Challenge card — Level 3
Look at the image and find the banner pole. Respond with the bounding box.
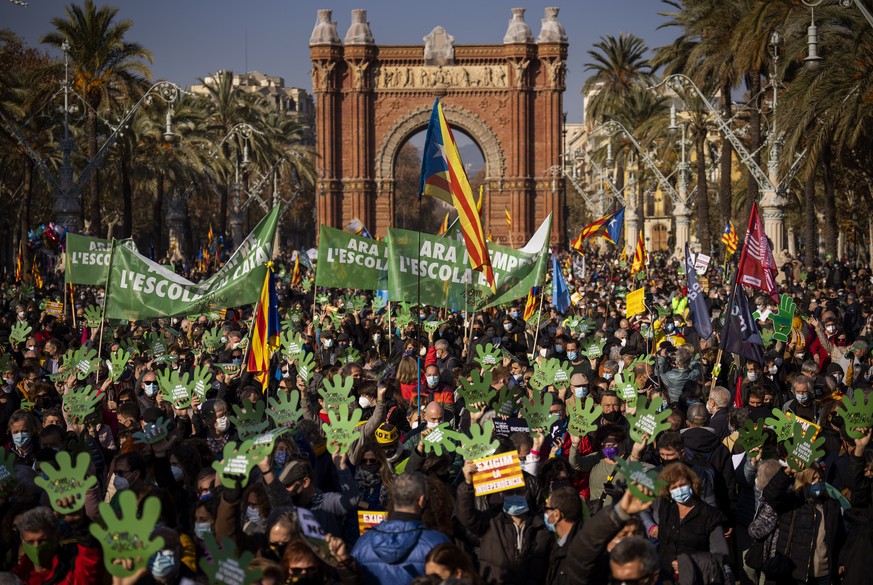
[95,239,116,386]
[530,285,546,361]
[710,278,740,394]
[70,283,77,329]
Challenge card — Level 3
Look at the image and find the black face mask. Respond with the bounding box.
[603,410,622,423]
[748,406,771,422]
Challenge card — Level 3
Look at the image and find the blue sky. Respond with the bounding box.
[2,0,678,124]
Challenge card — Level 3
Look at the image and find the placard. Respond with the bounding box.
[472,450,525,496]
[357,510,387,535]
[694,253,711,275]
[45,301,64,317]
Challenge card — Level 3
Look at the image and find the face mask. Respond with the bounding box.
[555,344,564,353]
[747,372,758,382]
[419,314,427,320]
[194,522,213,539]
[426,375,440,388]
[22,540,56,568]
[426,421,439,429]
[419,347,427,357]
[602,446,619,460]
[12,432,31,449]
[603,410,621,423]
[169,465,185,483]
[355,395,372,410]
[826,325,836,334]
[809,481,826,499]
[502,495,529,516]
[796,393,810,404]
[603,373,614,381]
[322,338,334,348]
[373,334,381,342]
[216,415,229,432]
[539,348,548,358]
[796,353,805,360]
[666,324,675,333]
[670,484,693,504]
[574,386,589,399]
[3,377,13,387]
[281,370,291,379]
[566,351,578,361]
[148,551,177,578]
[619,338,627,347]
[769,365,778,375]
[245,505,262,523]
[144,382,159,397]
[510,311,519,319]
[543,512,557,533]
[113,473,130,491]
[504,323,513,332]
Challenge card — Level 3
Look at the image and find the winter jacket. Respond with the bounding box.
[546,520,581,585]
[840,507,873,585]
[681,426,737,517]
[12,526,102,585]
[762,468,846,583]
[655,497,728,569]
[456,480,551,585]
[657,359,702,403]
[351,513,448,585]
[563,504,633,585]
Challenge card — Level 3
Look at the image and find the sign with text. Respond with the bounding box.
[472,450,525,496]
[694,253,711,275]
[357,510,387,535]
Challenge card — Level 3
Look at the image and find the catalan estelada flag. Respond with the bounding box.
[437,212,450,236]
[523,285,541,321]
[247,262,281,391]
[15,240,23,282]
[207,224,214,247]
[570,207,625,251]
[421,98,495,291]
[631,232,647,275]
[290,254,301,286]
[722,220,738,256]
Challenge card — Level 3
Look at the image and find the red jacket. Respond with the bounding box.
[13,543,102,585]
[399,346,437,404]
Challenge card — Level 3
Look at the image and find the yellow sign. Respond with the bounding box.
[357,510,387,534]
[44,301,64,318]
[472,450,525,496]
[626,287,646,318]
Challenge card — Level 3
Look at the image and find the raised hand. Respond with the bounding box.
[89,491,165,578]
[34,451,97,513]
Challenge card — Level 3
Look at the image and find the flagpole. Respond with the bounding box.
[529,285,546,361]
[70,283,77,329]
[710,278,740,395]
[95,239,117,386]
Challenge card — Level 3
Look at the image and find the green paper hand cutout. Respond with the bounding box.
[630,354,655,368]
[568,397,602,437]
[423,320,442,335]
[9,321,32,346]
[213,441,258,489]
[203,327,223,351]
[522,393,555,435]
[107,348,132,382]
[351,297,367,313]
[552,360,572,389]
[614,457,664,503]
[63,385,102,420]
[628,398,671,443]
[564,317,596,338]
[83,305,103,328]
[157,369,193,410]
[322,406,363,454]
[120,339,141,359]
[63,346,99,380]
[449,420,498,461]
[839,393,873,438]
[338,347,362,365]
[457,371,493,411]
[420,422,456,456]
[0,447,16,496]
[475,343,501,370]
[145,332,167,358]
[737,420,768,452]
[764,408,796,442]
[218,363,241,377]
[786,422,826,471]
[614,370,639,408]
[199,533,262,585]
[760,328,775,348]
[191,365,212,401]
[280,331,306,361]
[0,354,9,375]
[493,386,516,418]
[89,491,166,578]
[268,391,304,428]
[341,293,357,311]
[133,417,171,446]
[327,310,343,330]
[753,294,795,343]
[319,374,356,411]
[244,428,290,461]
[297,351,315,384]
[316,293,330,306]
[580,338,606,360]
[529,359,558,392]
[34,451,96,513]
[230,402,270,440]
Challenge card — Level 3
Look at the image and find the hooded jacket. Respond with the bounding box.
[351,513,448,585]
[681,426,737,516]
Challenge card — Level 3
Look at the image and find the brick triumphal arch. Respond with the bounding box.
[309,7,568,243]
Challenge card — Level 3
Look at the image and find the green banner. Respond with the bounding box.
[105,208,279,320]
[387,214,551,311]
[314,225,388,291]
[65,234,136,285]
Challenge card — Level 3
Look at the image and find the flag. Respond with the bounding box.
[631,232,647,275]
[437,212,450,236]
[421,98,495,291]
[290,254,301,286]
[736,202,778,299]
[552,255,570,314]
[719,285,764,367]
[346,218,373,239]
[570,208,625,250]
[299,249,315,273]
[722,221,738,256]
[208,224,214,247]
[505,207,512,229]
[486,230,494,242]
[523,285,541,321]
[32,257,43,289]
[15,240,23,282]
[685,243,713,340]
[247,263,281,390]
[476,186,483,213]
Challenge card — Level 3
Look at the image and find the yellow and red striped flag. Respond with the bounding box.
[722,220,738,256]
[523,286,541,321]
[437,212,450,236]
[570,208,626,251]
[247,262,281,391]
[504,207,512,229]
[32,257,43,289]
[15,240,23,282]
[631,232,647,275]
[476,185,484,214]
[290,254,301,286]
[207,224,214,247]
[420,99,495,291]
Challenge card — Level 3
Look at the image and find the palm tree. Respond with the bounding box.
[42,0,152,236]
[583,33,654,124]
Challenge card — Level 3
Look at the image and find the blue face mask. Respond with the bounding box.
[566,351,578,361]
[809,481,826,499]
[544,511,557,533]
[503,495,529,516]
[574,386,588,399]
[149,551,177,578]
[670,485,693,504]
[12,432,31,449]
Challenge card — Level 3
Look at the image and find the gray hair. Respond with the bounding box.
[391,471,429,510]
[434,339,449,352]
[792,375,813,394]
[610,536,660,576]
[674,347,693,368]
[710,387,730,409]
[15,507,59,536]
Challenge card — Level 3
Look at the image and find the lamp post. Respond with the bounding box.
[554,149,624,217]
[802,0,873,70]
[213,123,265,245]
[667,104,694,258]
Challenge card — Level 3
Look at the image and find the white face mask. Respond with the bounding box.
[245,505,262,523]
[194,522,213,539]
[826,325,836,334]
[216,415,229,432]
[419,347,427,357]
[373,334,381,342]
[619,338,627,347]
[603,373,614,380]
[322,338,334,348]
[359,396,372,409]
[747,372,758,382]
[769,365,778,375]
[426,375,440,388]
[426,421,440,429]
[539,348,548,358]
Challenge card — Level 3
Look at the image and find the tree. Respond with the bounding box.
[42,0,152,236]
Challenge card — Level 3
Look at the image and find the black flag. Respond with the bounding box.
[719,285,764,365]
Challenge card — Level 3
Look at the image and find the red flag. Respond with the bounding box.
[736,202,778,299]
[247,263,281,391]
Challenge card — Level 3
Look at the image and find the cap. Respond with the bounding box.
[850,340,868,353]
[337,332,350,342]
[279,459,313,486]
[375,423,399,446]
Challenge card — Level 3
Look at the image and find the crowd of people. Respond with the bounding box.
[0,247,871,585]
